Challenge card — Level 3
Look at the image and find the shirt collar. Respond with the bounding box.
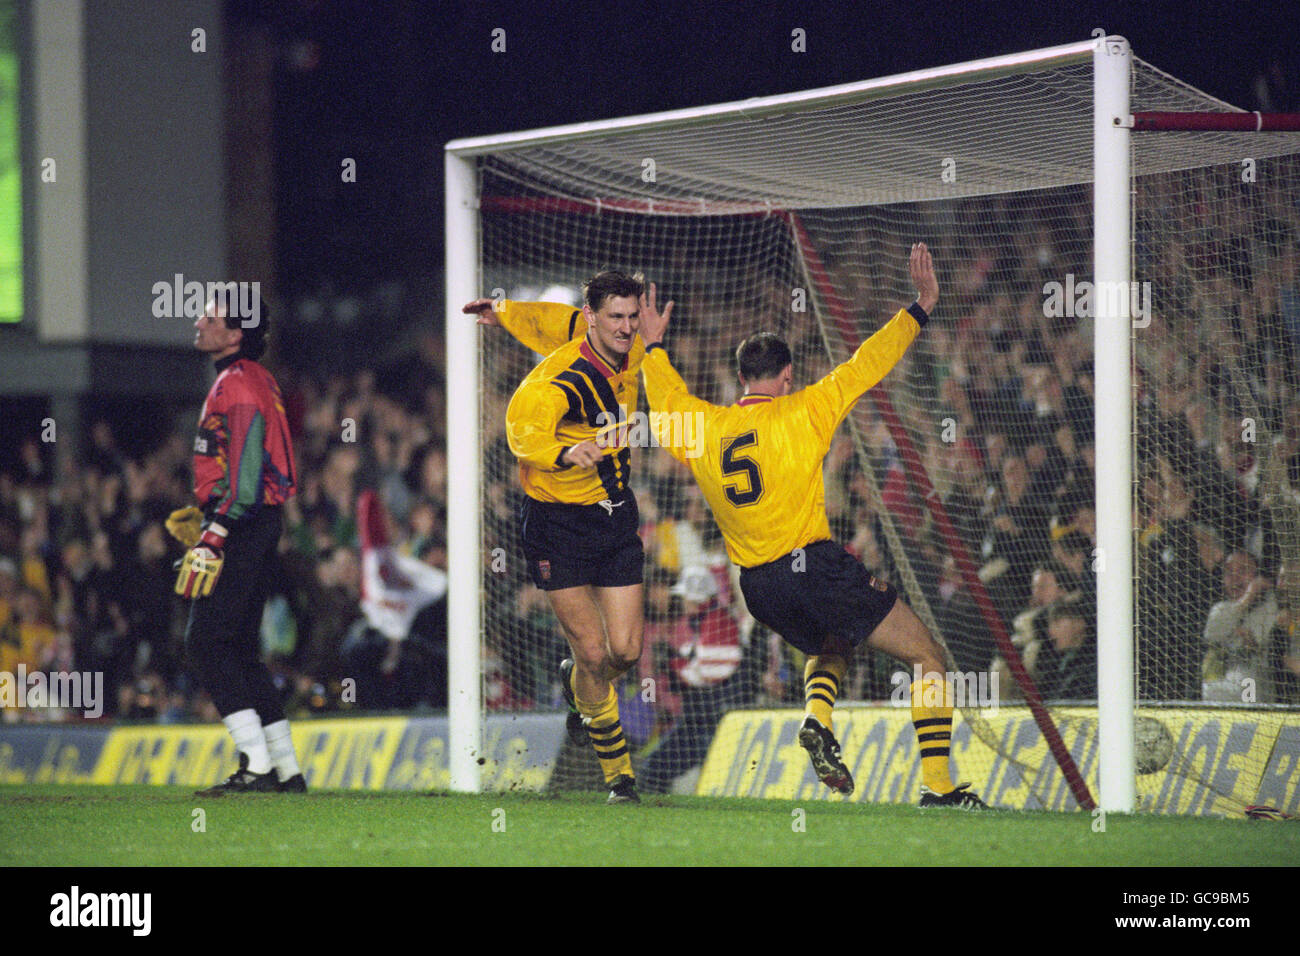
[581,336,626,375]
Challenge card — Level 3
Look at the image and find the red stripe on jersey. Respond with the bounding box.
[579,337,626,376]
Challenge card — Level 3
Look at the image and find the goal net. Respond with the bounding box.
[451,38,1300,811]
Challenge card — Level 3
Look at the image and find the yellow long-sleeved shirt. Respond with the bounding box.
[499,300,646,505]
[641,304,925,567]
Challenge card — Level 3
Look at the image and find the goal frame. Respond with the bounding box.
[444,36,1137,808]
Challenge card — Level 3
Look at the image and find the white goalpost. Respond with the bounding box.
[444,148,482,793]
[445,35,1300,812]
[1092,35,1135,813]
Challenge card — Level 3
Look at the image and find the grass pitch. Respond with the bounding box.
[3,785,1298,867]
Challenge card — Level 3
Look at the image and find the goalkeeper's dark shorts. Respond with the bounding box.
[185,506,285,719]
[739,539,898,656]
[519,490,643,591]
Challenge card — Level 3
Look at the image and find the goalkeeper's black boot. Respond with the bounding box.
[607,774,641,804]
[195,752,281,796]
[798,715,854,794]
[558,659,589,746]
[919,783,989,810]
[279,773,308,793]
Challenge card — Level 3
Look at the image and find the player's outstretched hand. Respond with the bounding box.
[910,243,939,315]
[637,281,674,345]
[463,298,501,326]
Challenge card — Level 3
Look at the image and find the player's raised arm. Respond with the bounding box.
[639,284,716,465]
[801,242,939,439]
[466,296,585,355]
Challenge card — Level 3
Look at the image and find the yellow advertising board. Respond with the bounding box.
[697,706,1300,816]
[91,717,408,789]
[0,713,567,791]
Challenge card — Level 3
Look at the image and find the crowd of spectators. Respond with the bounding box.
[0,327,452,724]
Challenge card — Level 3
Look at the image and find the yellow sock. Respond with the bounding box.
[577,682,634,784]
[804,655,847,733]
[911,676,954,794]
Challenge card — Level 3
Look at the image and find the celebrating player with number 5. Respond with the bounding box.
[639,243,987,808]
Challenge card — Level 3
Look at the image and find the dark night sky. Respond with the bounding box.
[232,0,1299,299]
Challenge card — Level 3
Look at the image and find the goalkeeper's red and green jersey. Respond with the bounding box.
[498,300,646,505]
[641,304,925,568]
[193,355,297,522]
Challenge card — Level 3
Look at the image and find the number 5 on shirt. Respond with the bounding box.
[721,432,764,506]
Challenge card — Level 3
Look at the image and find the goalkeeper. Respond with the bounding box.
[464,273,648,804]
[638,244,987,808]
[169,294,304,796]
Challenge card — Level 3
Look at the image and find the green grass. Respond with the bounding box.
[2,785,1296,866]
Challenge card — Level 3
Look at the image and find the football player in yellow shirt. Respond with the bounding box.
[638,243,987,808]
[464,272,649,803]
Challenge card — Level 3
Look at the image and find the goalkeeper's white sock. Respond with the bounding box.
[263,719,302,781]
[223,708,272,774]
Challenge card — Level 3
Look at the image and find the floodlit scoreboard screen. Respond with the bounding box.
[0,0,20,323]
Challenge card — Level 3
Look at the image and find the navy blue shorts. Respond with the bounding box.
[739,540,897,655]
[184,506,285,721]
[519,491,644,591]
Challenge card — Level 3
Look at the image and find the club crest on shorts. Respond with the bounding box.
[538,559,551,581]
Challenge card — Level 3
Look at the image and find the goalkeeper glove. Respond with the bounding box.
[175,523,228,599]
[164,506,204,548]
